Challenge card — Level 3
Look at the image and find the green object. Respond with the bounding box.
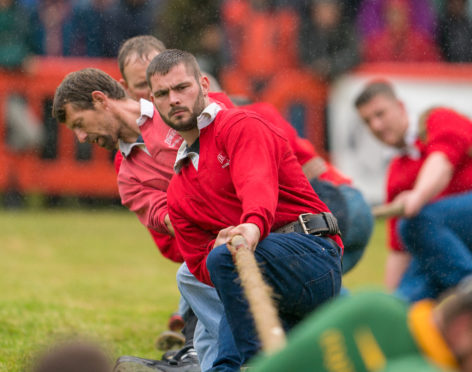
[250,292,444,372]
[0,3,32,69]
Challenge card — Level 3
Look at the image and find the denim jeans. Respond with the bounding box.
[397,191,472,301]
[206,232,342,371]
[311,180,373,273]
[177,263,240,371]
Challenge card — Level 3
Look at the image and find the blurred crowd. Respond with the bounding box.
[1,0,472,97]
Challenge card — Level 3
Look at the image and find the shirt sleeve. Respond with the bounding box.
[168,199,216,286]
[147,228,183,263]
[217,112,288,239]
[115,152,180,261]
[117,163,169,234]
[388,217,405,252]
[424,108,472,167]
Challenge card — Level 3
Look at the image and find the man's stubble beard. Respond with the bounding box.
[160,88,206,132]
[101,135,117,151]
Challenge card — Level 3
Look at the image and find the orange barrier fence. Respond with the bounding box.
[2,59,472,199]
[0,57,120,197]
[261,69,328,159]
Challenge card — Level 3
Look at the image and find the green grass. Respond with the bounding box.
[0,210,388,371]
[344,219,388,289]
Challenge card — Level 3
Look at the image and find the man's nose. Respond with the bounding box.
[369,117,383,132]
[169,90,181,106]
[74,129,88,143]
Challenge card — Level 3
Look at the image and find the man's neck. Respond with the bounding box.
[395,119,411,150]
[180,98,212,147]
[180,128,200,147]
[112,98,141,143]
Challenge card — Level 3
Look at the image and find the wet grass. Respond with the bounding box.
[0,210,387,371]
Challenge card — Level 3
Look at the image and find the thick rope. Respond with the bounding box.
[228,235,286,354]
[372,202,405,219]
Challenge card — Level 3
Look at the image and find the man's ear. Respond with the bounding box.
[200,75,210,96]
[119,78,128,91]
[398,99,407,114]
[91,91,108,108]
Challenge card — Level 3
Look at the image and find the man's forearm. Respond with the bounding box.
[413,152,453,206]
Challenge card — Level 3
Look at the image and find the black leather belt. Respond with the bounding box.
[276,212,341,236]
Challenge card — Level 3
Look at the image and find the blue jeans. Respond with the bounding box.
[177,263,240,371]
[310,180,373,273]
[207,232,342,371]
[338,185,374,273]
[397,191,472,301]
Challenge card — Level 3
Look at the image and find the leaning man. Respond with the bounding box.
[146,49,343,372]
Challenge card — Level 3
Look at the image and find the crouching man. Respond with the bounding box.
[146,49,343,371]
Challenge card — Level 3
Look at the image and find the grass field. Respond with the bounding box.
[0,209,388,371]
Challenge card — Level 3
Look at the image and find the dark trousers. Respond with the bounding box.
[207,232,342,371]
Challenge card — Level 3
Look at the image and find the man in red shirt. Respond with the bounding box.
[362,0,440,63]
[355,80,472,301]
[52,65,237,371]
[146,49,343,371]
[243,101,373,274]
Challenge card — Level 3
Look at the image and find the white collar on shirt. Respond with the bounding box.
[118,137,150,158]
[136,98,155,127]
[119,98,153,158]
[385,115,420,160]
[173,103,222,173]
[197,102,222,130]
[400,115,420,159]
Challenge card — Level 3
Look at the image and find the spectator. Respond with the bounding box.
[299,0,360,81]
[437,0,472,62]
[339,0,363,22]
[363,0,440,62]
[0,0,44,153]
[156,0,223,76]
[297,0,363,26]
[105,0,161,56]
[29,0,74,56]
[221,0,299,98]
[0,0,33,69]
[357,0,437,41]
[69,0,117,57]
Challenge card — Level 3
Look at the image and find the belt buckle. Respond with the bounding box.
[298,213,311,234]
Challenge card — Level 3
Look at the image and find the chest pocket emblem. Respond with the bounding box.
[165,129,182,148]
[217,153,230,168]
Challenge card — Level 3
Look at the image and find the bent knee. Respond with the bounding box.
[398,210,438,248]
[176,263,195,288]
[206,244,233,277]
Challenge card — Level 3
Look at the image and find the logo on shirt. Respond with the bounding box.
[165,129,182,148]
[217,153,230,168]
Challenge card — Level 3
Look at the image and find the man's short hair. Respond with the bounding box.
[52,68,125,123]
[354,80,398,108]
[118,35,166,80]
[146,49,201,88]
